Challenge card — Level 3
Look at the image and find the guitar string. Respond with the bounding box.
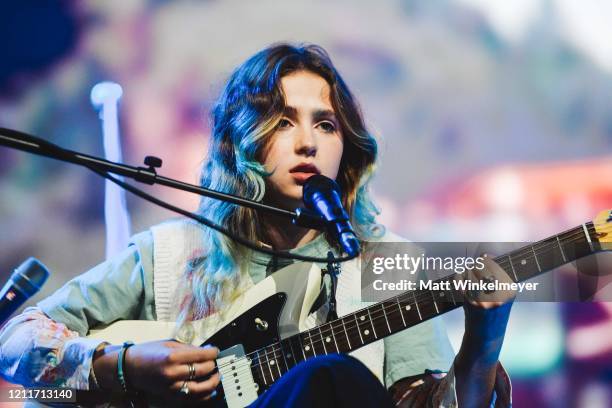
[217,227,598,377]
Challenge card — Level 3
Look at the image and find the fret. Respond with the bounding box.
[287,334,306,364]
[255,350,268,385]
[397,294,421,326]
[531,245,542,273]
[358,310,377,342]
[317,326,328,354]
[435,276,457,305]
[413,290,438,319]
[446,277,459,305]
[328,323,340,353]
[412,291,423,320]
[424,289,441,316]
[341,317,352,350]
[264,347,276,381]
[353,314,365,345]
[505,255,519,282]
[271,346,283,378]
[383,300,407,332]
[301,331,316,358]
[313,328,327,356]
[556,235,567,263]
[431,289,440,314]
[432,284,459,313]
[368,303,389,338]
[277,342,290,373]
[588,222,600,252]
[559,226,593,261]
[582,223,595,252]
[318,325,337,354]
[532,237,565,273]
[308,329,321,356]
[284,337,298,367]
[249,357,265,389]
[297,334,307,362]
[366,308,378,339]
[508,250,539,282]
[396,296,407,327]
[381,302,392,333]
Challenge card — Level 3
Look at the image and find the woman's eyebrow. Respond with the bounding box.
[312,109,337,122]
[283,106,337,122]
[283,106,298,119]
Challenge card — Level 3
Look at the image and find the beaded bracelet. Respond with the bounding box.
[117,341,135,393]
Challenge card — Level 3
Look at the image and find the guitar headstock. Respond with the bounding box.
[593,209,612,251]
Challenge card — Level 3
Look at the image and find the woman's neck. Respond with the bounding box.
[259,212,320,250]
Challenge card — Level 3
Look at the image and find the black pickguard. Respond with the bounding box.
[201,292,287,351]
[200,292,287,406]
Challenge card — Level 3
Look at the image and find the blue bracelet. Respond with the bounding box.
[117,341,135,393]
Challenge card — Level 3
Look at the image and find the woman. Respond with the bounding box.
[0,43,512,407]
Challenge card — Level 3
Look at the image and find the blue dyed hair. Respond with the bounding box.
[178,43,382,326]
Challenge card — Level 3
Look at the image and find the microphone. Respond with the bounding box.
[302,175,360,257]
[0,257,50,325]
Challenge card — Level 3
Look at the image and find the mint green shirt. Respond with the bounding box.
[39,229,455,388]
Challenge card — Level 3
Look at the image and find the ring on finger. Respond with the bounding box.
[187,362,196,381]
[179,380,190,396]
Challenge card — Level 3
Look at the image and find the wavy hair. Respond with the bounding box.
[176,43,382,332]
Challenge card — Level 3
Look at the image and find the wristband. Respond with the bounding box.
[117,341,135,393]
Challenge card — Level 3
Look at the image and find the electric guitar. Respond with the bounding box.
[83,210,612,407]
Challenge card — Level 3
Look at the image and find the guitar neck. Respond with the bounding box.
[247,222,601,387]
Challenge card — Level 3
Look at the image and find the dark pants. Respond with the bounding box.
[249,354,394,408]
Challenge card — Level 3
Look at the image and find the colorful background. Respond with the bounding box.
[1,1,612,406]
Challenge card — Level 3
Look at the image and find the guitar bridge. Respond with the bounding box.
[217,344,259,408]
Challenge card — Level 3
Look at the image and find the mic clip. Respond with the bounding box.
[135,155,162,184]
[293,207,327,231]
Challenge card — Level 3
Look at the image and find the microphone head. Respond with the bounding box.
[90,81,123,107]
[302,174,360,256]
[12,257,50,297]
[303,175,341,209]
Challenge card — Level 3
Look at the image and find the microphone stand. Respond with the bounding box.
[0,127,326,231]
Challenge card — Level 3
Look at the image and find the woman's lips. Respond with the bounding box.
[291,172,318,184]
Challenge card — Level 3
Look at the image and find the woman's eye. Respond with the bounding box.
[278,118,292,129]
[319,121,337,133]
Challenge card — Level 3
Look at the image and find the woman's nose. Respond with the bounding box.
[295,127,317,157]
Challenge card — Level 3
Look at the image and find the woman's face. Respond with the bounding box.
[262,70,344,210]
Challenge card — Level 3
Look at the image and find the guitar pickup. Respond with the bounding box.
[217,344,259,408]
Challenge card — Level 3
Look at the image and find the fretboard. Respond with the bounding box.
[248,222,600,387]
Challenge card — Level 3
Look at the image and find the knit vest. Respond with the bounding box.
[150,219,389,383]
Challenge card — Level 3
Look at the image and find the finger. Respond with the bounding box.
[165,360,217,380]
[467,299,505,309]
[189,372,221,398]
[188,360,217,379]
[465,255,516,303]
[170,373,220,400]
[168,345,220,364]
